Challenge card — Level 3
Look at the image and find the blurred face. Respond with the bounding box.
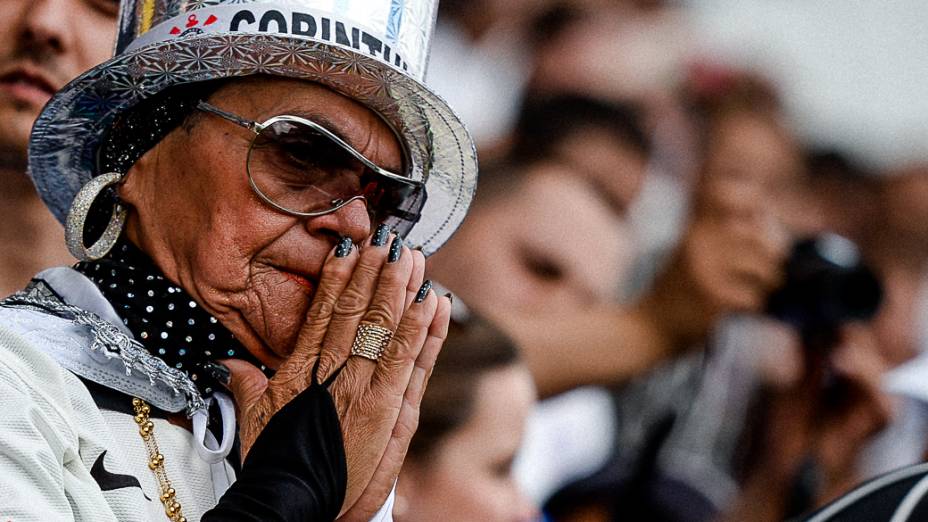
[0,0,117,165]
[429,162,631,319]
[699,111,816,235]
[531,9,689,104]
[398,364,538,522]
[881,168,928,247]
[119,77,402,368]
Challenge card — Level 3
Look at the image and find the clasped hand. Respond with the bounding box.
[221,229,451,519]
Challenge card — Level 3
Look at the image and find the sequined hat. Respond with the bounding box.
[28,0,477,255]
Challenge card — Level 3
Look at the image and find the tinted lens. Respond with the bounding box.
[248,119,365,214]
[247,119,425,223]
[362,172,427,224]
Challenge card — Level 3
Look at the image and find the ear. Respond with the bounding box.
[116,170,140,209]
[115,138,161,209]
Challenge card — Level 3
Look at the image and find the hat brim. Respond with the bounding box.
[28,33,477,256]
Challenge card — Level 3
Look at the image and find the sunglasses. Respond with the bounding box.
[196,101,426,231]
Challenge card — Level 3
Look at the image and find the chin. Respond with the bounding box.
[0,115,31,155]
[227,275,315,370]
[263,285,316,361]
[250,346,288,371]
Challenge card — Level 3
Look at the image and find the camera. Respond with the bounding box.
[766,234,882,347]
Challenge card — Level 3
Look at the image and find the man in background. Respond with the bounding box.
[0,0,118,295]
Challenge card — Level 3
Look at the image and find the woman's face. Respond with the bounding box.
[397,364,538,522]
[700,110,817,235]
[119,77,403,368]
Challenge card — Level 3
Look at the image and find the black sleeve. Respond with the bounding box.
[202,383,347,522]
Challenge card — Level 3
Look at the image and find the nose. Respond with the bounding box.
[18,0,72,57]
[303,198,372,247]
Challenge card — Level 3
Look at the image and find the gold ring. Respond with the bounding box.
[351,322,393,361]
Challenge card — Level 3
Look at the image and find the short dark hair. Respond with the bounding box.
[510,94,651,163]
[97,80,226,176]
[408,316,521,459]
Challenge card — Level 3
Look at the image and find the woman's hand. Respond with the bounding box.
[337,290,450,520]
[222,226,451,515]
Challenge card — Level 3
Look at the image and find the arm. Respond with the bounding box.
[203,383,346,521]
[0,385,75,521]
[0,348,77,521]
[500,200,788,398]
[500,299,676,398]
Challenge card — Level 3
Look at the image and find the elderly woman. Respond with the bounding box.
[0,0,475,521]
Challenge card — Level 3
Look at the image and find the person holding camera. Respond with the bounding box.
[670,70,892,522]
[534,68,891,522]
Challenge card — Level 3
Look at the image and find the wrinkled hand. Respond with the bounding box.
[222,230,451,516]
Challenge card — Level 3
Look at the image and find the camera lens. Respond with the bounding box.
[766,234,882,338]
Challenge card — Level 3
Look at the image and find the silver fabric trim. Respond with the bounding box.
[1,280,205,415]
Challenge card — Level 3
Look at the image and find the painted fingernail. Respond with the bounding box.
[444,292,454,304]
[415,280,433,303]
[388,236,403,263]
[335,236,353,258]
[203,362,231,387]
[372,224,390,247]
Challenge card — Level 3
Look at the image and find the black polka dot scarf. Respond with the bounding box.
[74,238,272,396]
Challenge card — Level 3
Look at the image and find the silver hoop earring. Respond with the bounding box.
[65,172,128,261]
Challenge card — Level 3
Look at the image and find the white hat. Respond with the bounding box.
[29,0,477,255]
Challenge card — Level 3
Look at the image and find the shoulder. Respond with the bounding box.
[0,314,88,446]
[0,307,75,386]
[0,302,88,391]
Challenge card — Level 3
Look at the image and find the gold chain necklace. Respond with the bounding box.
[132,398,188,522]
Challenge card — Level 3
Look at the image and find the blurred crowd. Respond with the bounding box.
[415,0,928,520]
[3,0,928,520]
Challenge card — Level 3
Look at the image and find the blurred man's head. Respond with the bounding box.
[429,95,650,319]
[399,317,538,522]
[512,94,651,215]
[0,0,118,168]
[428,159,633,320]
[805,149,879,246]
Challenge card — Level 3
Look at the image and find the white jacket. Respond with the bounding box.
[0,267,393,521]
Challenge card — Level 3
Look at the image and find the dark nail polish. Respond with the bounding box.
[372,224,390,247]
[415,280,433,303]
[388,236,403,263]
[204,362,231,387]
[444,292,454,304]
[335,236,353,258]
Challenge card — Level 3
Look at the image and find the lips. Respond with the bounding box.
[278,267,317,293]
[0,65,61,106]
